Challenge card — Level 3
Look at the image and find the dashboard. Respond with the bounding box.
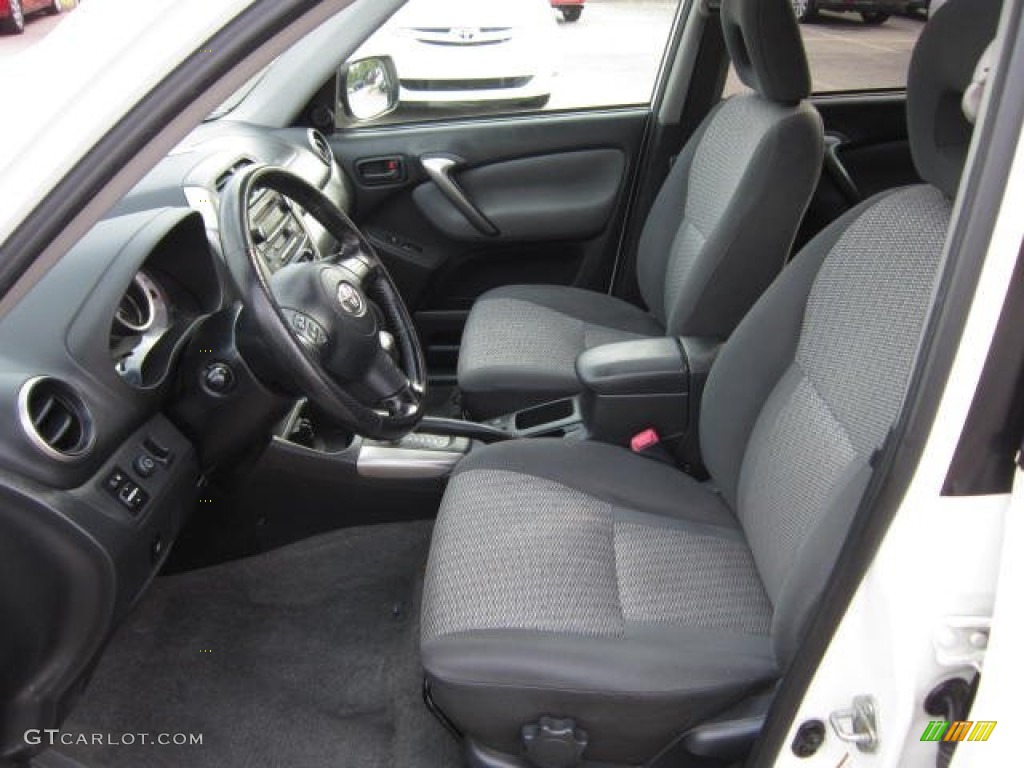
[112,123,351,256]
[0,121,353,751]
[247,185,321,273]
[0,120,353,488]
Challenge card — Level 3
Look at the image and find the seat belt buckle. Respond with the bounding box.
[630,428,675,465]
[630,428,661,452]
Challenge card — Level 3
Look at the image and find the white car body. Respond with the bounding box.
[358,0,559,106]
[775,122,1024,767]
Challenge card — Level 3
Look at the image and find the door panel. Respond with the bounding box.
[818,93,920,196]
[330,109,648,380]
[413,148,626,242]
[799,93,921,249]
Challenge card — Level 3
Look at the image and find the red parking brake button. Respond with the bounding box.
[630,428,660,453]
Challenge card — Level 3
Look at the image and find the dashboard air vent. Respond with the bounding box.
[215,158,255,192]
[308,129,334,167]
[18,377,95,461]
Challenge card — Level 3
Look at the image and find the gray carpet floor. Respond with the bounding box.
[59,521,461,768]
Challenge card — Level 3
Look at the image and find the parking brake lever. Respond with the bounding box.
[420,155,499,237]
[418,416,510,443]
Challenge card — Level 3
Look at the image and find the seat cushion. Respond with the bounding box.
[421,440,777,764]
[457,285,663,419]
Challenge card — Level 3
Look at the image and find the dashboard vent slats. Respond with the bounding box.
[308,130,334,167]
[215,158,255,192]
[19,378,94,460]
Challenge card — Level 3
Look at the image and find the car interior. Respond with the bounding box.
[0,0,1007,765]
[457,0,824,420]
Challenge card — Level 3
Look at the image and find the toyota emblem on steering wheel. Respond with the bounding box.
[336,281,366,316]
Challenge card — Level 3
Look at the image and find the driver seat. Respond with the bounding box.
[420,0,1000,762]
[456,0,824,419]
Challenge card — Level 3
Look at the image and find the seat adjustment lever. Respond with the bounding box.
[522,716,588,768]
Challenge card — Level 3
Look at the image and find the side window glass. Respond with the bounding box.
[725,5,927,96]
[341,0,682,127]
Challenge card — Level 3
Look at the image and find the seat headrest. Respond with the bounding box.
[721,0,811,104]
[908,0,1002,197]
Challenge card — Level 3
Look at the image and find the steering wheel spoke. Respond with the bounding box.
[278,307,330,361]
[218,165,427,441]
[352,348,416,409]
[325,229,375,267]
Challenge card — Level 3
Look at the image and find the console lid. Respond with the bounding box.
[575,337,688,395]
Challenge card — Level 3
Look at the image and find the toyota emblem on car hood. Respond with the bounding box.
[336,281,366,316]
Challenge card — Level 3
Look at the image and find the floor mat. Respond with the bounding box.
[59,522,461,768]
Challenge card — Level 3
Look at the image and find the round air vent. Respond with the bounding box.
[18,377,95,461]
[308,129,334,167]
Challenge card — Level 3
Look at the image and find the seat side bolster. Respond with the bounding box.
[453,439,739,529]
[636,107,717,324]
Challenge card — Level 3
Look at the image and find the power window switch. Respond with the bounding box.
[104,469,128,493]
[117,482,149,515]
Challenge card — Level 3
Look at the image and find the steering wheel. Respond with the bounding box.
[218,165,426,441]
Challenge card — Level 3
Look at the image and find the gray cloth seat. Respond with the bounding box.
[421,0,1001,762]
[422,440,778,764]
[456,285,665,417]
[458,0,824,419]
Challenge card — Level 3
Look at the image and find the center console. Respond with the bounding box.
[275,403,472,481]
[481,397,584,438]
[575,337,689,445]
[222,336,719,555]
[414,335,719,465]
[577,336,720,470]
[266,336,721,485]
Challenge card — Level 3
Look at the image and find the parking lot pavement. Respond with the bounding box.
[549,0,679,110]
[798,13,924,91]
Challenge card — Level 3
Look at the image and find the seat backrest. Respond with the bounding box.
[698,0,1002,666]
[636,0,823,339]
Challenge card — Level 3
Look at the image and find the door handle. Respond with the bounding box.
[356,155,406,185]
[421,155,499,237]
[823,133,861,205]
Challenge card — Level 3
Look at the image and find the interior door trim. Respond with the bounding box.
[420,155,499,237]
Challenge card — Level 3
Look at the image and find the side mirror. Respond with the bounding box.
[338,56,399,124]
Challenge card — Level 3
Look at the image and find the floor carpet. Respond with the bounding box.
[58,521,461,768]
